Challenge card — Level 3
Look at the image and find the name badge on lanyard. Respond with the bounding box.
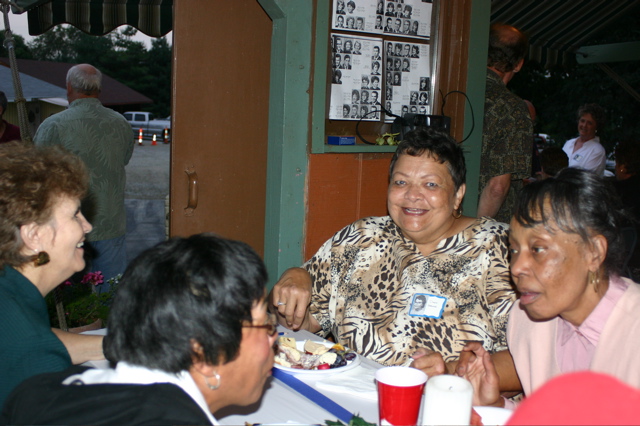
[409,293,447,318]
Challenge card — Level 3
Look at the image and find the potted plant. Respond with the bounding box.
[47,272,120,332]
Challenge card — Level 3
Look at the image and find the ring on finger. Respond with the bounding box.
[277,301,286,306]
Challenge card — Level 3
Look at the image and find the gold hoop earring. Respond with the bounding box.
[32,251,50,267]
[589,270,600,293]
[452,208,462,219]
[205,372,221,390]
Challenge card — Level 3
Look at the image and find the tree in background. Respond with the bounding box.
[10,25,171,118]
[0,31,34,59]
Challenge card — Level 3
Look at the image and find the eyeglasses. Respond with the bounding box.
[242,313,278,337]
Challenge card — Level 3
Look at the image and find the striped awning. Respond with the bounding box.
[491,0,640,68]
[13,0,172,37]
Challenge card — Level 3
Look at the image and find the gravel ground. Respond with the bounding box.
[124,142,170,259]
[125,142,170,200]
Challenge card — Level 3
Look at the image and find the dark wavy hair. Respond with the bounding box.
[577,103,606,131]
[390,127,466,192]
[0,141,88,267]
[104,233,267,372]
[513,168,626,275]
[487,23,529,73]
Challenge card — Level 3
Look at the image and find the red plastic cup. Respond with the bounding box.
[376,366,428,426]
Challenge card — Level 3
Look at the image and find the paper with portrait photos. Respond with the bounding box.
[330,34,384,121]
[383,41,431,122]
[332,0,432,39]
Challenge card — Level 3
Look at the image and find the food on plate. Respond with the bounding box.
[278,345,301,366]
[279,336,297,349]
[304,339,330,355]
[274,338,356,370]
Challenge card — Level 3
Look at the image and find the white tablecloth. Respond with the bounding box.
[82,327,513,425]
[216,327,380,425]
[83,327,380,424]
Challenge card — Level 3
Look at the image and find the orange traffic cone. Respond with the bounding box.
[163,128,170,144]
[152,134,157,146]
[138,128,143,145]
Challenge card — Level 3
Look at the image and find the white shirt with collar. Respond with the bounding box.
[563,135,606,176]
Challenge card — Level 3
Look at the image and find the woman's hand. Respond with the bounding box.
[409,348,455,377]
[269,268,319,332]
[455,342,502,407]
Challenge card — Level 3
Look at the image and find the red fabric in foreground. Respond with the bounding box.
[507,371,640,425]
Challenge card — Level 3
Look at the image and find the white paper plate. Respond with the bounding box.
[473,406,513,426]
[273,340,361,375]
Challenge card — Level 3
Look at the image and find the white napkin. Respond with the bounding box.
[314,365,378,400]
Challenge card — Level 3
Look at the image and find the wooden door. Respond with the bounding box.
[170,0,272,256]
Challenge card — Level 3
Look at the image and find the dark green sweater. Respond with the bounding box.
[0,266,71,408]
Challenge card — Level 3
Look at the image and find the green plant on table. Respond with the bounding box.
[326,414,375,426]
[46,272,120,329]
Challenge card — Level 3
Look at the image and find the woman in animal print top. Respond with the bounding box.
[271,128,520,393]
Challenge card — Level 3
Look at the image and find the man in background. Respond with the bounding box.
[477,23,532,223]
[0,92,21,143]
[538,146,568,180]
[34,64,133,286]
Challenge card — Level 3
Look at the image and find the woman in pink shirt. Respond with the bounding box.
[458,167,640,408]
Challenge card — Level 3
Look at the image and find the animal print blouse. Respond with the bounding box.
[306,216,515,366]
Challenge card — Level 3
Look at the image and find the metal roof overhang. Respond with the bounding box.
[491,0,640,68]
[12,1,638,66]
[12,0,172,37]
[40,97,69,106]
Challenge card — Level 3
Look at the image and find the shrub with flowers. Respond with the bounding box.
[46,272,120,330]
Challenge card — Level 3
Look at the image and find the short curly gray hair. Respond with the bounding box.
[66,64,102,95]
[577,103,606,130]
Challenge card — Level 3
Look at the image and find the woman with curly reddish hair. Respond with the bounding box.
[0,141,103,408]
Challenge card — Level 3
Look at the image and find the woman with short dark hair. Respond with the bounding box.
[1,234,277,425]
[271,128,517,390]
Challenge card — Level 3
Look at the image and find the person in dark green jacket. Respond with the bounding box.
[0,142,104,408]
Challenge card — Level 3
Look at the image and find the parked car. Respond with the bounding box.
[124,111,171,142]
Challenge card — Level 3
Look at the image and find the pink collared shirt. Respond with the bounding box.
[503,276,629,411]
[556,275,629,372]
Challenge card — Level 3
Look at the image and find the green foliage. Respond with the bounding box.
[46,274,120,329]
[326,415,375,426]
[0,31,34,59]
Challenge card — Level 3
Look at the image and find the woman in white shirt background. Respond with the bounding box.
[562,103,607,176]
